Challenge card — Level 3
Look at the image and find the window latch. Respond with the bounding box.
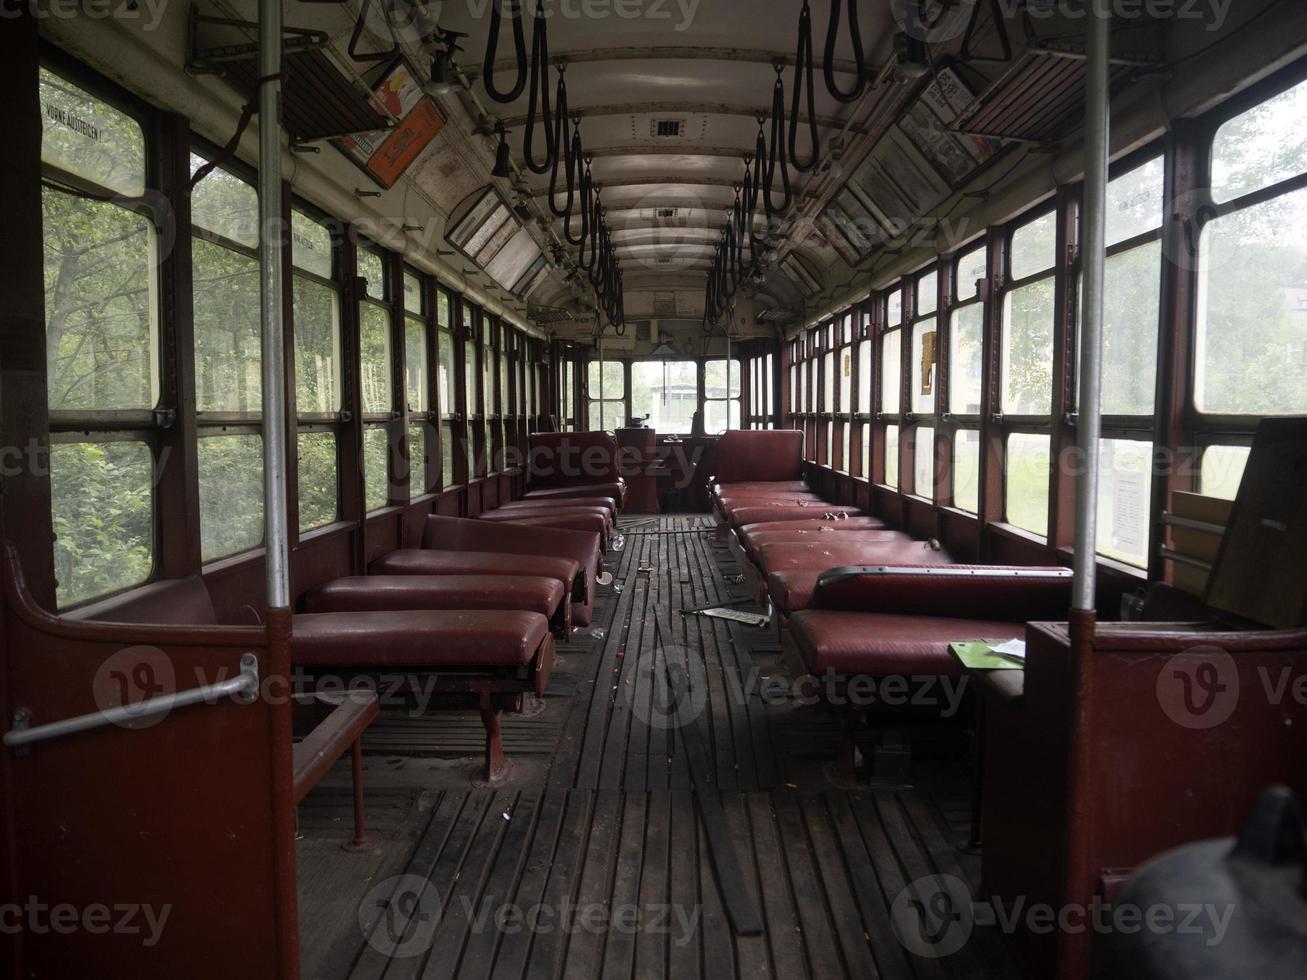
[990,411,1004,425]
[153,407,176,429]
[340,410,353,423]
[1064,411,1079,427]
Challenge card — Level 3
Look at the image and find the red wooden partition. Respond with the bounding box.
[983,619,1307,978]
[0,548,298,978]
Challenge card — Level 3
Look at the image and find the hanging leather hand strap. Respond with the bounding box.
[824,0,867,103]
[789,0,821,173]
[483,0,528,104]
[522,4,556,173]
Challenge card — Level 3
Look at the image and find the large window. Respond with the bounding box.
[587,360,626,432]
[1197,76,1307,415]
[1002,210,1057,534]
[292,209,341,532]
[436,288,456,487]
[41,67,158,605]
[879,287,904,486]
[632,360,697,434]
[358,247,394,510]
[191,155,264,559]
[704,358,741,433]
[949,243,986,513]
[404,269,433,496]
[910,269,939,498]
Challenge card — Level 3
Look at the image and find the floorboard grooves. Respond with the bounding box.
[297,516,1021,979]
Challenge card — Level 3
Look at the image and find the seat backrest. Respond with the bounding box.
[66,575,219,626]
[715,429,805,484]
[528,431,621,489]
[422,515,602,578]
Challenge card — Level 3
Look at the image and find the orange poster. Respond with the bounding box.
[335,60,446,189]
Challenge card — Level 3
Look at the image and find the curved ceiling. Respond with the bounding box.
[435,1,899,321]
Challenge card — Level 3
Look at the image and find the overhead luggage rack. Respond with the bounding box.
[187,9,391,141]
[951,48,1136,145]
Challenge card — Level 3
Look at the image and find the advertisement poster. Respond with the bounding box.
[335,59,446,189]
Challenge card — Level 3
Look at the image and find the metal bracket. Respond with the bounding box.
[187,10,328,75]
[154,407,177,430]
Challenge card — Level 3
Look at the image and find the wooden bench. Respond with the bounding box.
[291,691,379,851]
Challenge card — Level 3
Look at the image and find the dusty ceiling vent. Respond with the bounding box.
[655,255,675,265]
[757,308,796,324]
[655,208,678,219]
[652,118,684,138]
[527,304,574,325]
[653,292,678,316]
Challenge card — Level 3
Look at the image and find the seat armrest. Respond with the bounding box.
[810,565,1074,621]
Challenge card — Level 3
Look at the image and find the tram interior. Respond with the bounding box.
[4,1,1307,978]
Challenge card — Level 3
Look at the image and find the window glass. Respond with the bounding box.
[1010,211,1057,281]
[912,318,938,414]
[440,422,456,486]
[39,68,145,197]
[1005,433,1050,535]
[916,270,938,316]
[190,157,258,247]
[483,342,494,414]
[857,340,871,413]
[363,426,390,511]
[887,290,903,327]
[291,211,333,278]
[1201,445,1250,501]
[359,250,386,300]
[588,401,628,432]
[403,272,422,315]
[405,317,428,412]
[956,244,987,300]
[765,354,775,417]
[51,441,153,607]
[588,360,625,399]
[1097,438,1153,567]
[1195,189,1307,414]
[825,423,834,466]
[192,237,261,413]
[632,360,698,433]
[198,434,263,559]
[1096,241,1161,415]
[881,329,901,413]
[860,424,870,479]
[950,303,984,414]
[1106,156,1165,247]
[838,346,853,414]
[436,291,451,327]
[297,431,337,531]
[439,331,454,415]
[294,277,341,414]
[884,424,899,487]
[1002,281,1055,415]
[1212,78,1307,204]
[704,359,742,398]
[360,303,392,414]
[409,424,428,493]
[789,362,799,414]
[43,189,158,411]
[953,429,980,513]
[915,426,935,497]
[704,399,740,434]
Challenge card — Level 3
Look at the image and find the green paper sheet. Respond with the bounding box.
[950,641,1025,671]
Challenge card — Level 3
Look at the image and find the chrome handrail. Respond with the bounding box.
[4,653,260,750]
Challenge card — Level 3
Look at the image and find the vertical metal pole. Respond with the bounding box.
[259,0,290,609]
[598,328,605,432]
[1072,3,1110,612]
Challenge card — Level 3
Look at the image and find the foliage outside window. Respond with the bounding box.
[587,360,625,432]
[632,360,698,434]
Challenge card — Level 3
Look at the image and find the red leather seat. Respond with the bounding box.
[713,480,811,497]
[479,504,613,531]
[789,565,1074,677]
[743,526,906,560]
[523,482,627,505]
[763,541,956,617]
[371,550,579,613]
[725,503,867,529]
[420,516,603,627]
[496,496,617,517]
[291,610,552,677]
[791,611,1004,677]
[303,574,569,635]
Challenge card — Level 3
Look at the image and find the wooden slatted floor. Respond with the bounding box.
[298,517,1025,979]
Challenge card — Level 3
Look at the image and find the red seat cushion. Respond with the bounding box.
[766,544,955,616]
[743,527,906,562]
[759,538,952,577]
[303,575,564,621]
[477,512,612,541]
[291,610,551,668]
[735,517,891,559]
[480,505,613,530]
[714,481,811,497]
[789,610,1020,677]
[523,482,626,504]
[726,504,866,528]
[371,550,579,597]
[497,496,617,517]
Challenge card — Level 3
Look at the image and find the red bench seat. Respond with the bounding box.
[496,496,618,517]
[724,503,867,529]
[420,516,604,627]
[303,574,569,635]
[523,482,626,505]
